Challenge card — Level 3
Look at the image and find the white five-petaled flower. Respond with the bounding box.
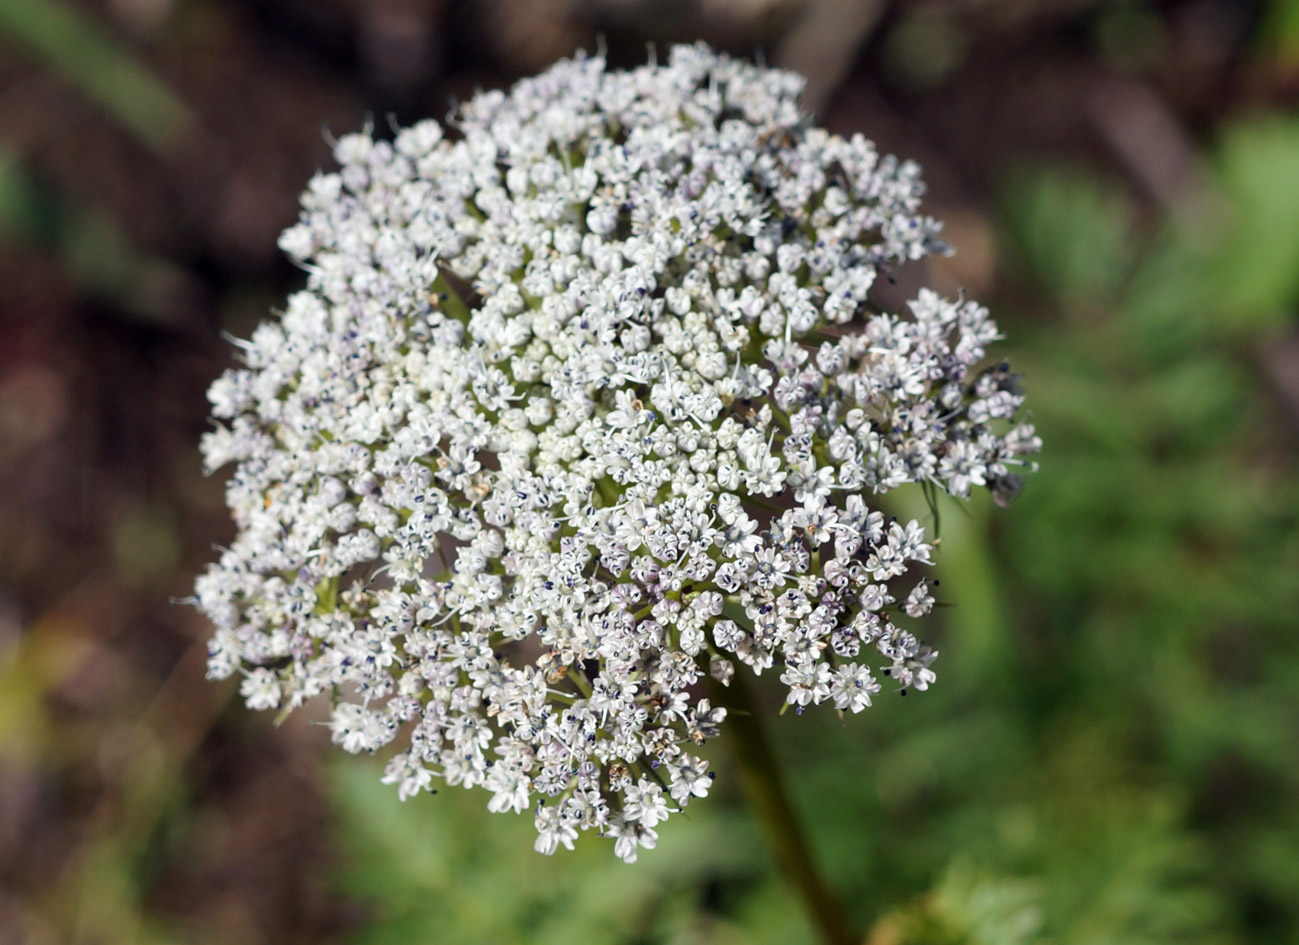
[196,43,1039,862]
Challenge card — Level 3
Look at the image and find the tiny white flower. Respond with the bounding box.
[830,664,881,713]
[239,667,281,711]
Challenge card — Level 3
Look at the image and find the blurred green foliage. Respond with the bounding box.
[327,118,1299,945]
[0,148,182,321]
[0,0,190,323]
[0,0,189,153]
[331,760,771,945]
[1262,0,1299,64]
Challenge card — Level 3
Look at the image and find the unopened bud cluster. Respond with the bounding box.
[197,44,1040,862]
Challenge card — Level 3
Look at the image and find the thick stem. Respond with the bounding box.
[709,673,858,945]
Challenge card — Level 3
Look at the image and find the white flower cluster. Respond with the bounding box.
[196,43,1040,862]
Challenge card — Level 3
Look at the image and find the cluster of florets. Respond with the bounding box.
[196,43,1039,862]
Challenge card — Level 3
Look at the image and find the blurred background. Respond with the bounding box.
[2,0,1298,943]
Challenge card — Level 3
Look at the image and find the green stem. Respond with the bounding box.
[708,673,858,945]
[567,666,593,699]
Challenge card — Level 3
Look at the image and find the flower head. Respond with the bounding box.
[196,43,1040,861]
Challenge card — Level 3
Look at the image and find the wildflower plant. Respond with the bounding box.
[196,43,1039,869]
